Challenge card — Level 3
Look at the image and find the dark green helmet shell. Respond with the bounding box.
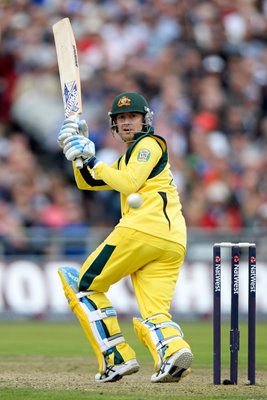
[110,92,149,116]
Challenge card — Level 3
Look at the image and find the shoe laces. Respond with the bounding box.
[103,364,116,378]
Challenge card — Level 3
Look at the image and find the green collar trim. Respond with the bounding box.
[133,127,154,140]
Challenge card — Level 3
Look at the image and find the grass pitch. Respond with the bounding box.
[0,320,266,399]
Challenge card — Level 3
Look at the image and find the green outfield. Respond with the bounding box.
[0,320,266,399]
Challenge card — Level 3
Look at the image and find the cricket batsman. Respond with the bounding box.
[57,92,193,383]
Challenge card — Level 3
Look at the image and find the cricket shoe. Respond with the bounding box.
[151,348,193,383]
[95,359,140,383]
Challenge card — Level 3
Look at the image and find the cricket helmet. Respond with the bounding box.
[109,92,153,134]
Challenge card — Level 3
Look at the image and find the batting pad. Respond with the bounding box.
[133,314,191,371]
[58,266,135,373]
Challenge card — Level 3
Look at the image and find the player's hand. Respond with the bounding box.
[78,119,88,138]
[63,135,95,162]
[57,118,88,148]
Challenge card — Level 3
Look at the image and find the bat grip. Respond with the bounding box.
[75,158,83,169]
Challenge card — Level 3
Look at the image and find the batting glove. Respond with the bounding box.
[57,118,88,148]
[63,135,95,162]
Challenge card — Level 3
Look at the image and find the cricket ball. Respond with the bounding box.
[127,193,143,209]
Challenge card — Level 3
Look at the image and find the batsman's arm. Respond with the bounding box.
[89,137,162,196]
[73,163,114,191]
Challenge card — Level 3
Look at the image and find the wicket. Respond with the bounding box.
[213,242,256,385]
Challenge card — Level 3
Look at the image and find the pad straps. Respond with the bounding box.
[80,296,125,353]
[141,317,184,359]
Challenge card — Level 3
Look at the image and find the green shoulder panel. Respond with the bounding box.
[124,133,168,179]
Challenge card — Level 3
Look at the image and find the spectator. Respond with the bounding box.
[0,0,266,257]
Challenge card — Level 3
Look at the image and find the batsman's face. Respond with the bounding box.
[115,112,144,145]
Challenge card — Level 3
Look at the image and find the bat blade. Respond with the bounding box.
[53,17,83,168]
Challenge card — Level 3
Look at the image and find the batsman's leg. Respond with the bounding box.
[133,314,192,382]
[58,266,139,382]
[132,240,193,383]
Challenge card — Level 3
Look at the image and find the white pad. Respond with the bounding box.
[141,317,184,359]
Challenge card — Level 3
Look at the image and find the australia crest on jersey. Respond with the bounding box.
[137,148,151,162]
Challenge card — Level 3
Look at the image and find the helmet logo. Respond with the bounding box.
[118,96,131,107]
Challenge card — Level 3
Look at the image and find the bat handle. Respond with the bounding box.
[75,158,83,169]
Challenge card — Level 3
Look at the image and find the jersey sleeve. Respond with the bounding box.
[73,160,117,191]
[92,137,162,195]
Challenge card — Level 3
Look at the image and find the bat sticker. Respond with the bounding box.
[64,81,79,117]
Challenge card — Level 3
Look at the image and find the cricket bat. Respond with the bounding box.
[52,17,83,169]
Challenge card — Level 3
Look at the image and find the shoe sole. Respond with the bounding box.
[152,349,193,383]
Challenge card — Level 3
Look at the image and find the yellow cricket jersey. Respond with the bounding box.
[73,131,186,247]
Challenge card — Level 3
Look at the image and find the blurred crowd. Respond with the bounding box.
[1,0,267,256]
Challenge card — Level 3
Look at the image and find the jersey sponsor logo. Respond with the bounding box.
[137,148,151,162]
[118,96,131,107]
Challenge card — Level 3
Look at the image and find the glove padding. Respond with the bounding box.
[57,118,88,148]
[63,134,95,162]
